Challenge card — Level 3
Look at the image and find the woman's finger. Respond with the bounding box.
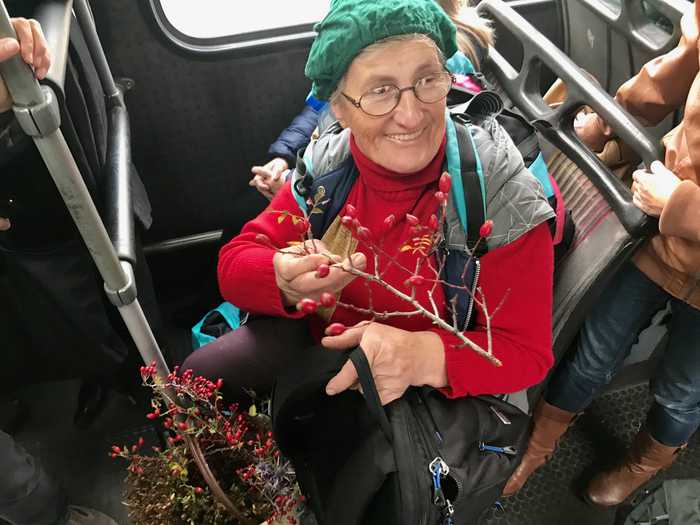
[276,252,331,282]
[321,321,369,349]
[0,38,19,62]
[326,359,359,396]
[11,18,33,65]
[251,166,273,179]
[29,19,49,79]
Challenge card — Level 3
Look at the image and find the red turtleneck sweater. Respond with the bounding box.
[219,135,554,397]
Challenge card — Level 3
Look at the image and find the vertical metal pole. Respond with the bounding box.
[72,0,120,100]
[0,0,170,380]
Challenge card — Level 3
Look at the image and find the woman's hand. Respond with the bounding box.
[0,18,51,113]
[322,322,447,406]
[632,161,681,217]
[249,157,289,201]
[273,239,366,308]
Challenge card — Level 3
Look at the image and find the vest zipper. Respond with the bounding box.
[464,259,481,328]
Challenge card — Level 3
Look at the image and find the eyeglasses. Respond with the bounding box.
[341,71,453,117]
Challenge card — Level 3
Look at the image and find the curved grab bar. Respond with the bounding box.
[576,0,687,55]
[477,0,661,237]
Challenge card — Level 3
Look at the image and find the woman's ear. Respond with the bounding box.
[331,99,348,129]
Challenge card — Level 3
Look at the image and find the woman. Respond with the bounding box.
[184,0,554,408]
[504,1,700,506]
[248,0,493,200]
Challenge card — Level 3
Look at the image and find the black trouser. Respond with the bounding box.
[0,431,65,525]
[0,236,162,394]
[181,317,312,404]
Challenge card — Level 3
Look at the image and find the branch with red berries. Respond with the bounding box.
[259,172,505,367]
[112,365,303,525]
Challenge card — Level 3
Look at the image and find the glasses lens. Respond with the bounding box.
[360,86,400,116]
[415,73,452,104]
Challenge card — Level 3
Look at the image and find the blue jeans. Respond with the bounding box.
[546,262,700,447]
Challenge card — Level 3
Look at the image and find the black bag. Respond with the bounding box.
[273,346,530,525]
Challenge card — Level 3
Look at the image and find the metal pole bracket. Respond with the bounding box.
[104,260,138,306]
[12,85,61,137]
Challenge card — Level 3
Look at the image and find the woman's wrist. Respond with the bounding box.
[411,331,448,389]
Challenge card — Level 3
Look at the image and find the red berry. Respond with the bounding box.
[194,486,204,495]
[434,191,447,204]
[428,214,439,231]
[439,172,452,194]
[178,422,188,431]
[297,298,318,314]
[320,292,336,308]
[405,213,419,226]
[406,275,426,287]
[137,437,145,448]
[326,323,346,336]
[479,219,493,239]
[216,378,224,390]
[356,226,372,241]
[315,263,330,278]
[344,204,357,218]
[111,446,121,454]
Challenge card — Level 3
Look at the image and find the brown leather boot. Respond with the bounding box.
[585,430,683,507]
[502,399,577,496]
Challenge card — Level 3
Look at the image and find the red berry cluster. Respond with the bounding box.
[116,365,303,522]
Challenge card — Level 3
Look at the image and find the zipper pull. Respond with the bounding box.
[429,457,450,507]
[442,500,455,525]
[479,442,517,456]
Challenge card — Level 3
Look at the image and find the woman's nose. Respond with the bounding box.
[392,89,422,128]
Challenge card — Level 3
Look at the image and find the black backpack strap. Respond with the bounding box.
[349,347,393,444]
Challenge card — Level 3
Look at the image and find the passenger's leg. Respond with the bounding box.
[585,298,700,506]
[0,242,129,391]
[505,262,668,496]
[646,297,700,446]
[0,430,66,525]
[545,262,668,412]
[180,317,313,404]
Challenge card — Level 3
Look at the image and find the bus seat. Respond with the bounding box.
[477,0,662,403]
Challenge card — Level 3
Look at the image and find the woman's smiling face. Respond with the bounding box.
[331,37,448,174]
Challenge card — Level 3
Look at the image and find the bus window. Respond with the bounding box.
[151,0,329,52]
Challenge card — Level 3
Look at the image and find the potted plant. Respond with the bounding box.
[111,365,303,525]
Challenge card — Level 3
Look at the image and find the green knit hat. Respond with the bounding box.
[305,0,458,101]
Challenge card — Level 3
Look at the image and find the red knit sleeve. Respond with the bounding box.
[433,223,554,398]
[217,181,306,318]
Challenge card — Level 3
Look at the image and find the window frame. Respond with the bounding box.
[148,0,319,55]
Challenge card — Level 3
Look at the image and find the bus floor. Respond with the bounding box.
[5,381,700,525]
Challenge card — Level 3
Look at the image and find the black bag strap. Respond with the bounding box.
[348,347,393,444]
